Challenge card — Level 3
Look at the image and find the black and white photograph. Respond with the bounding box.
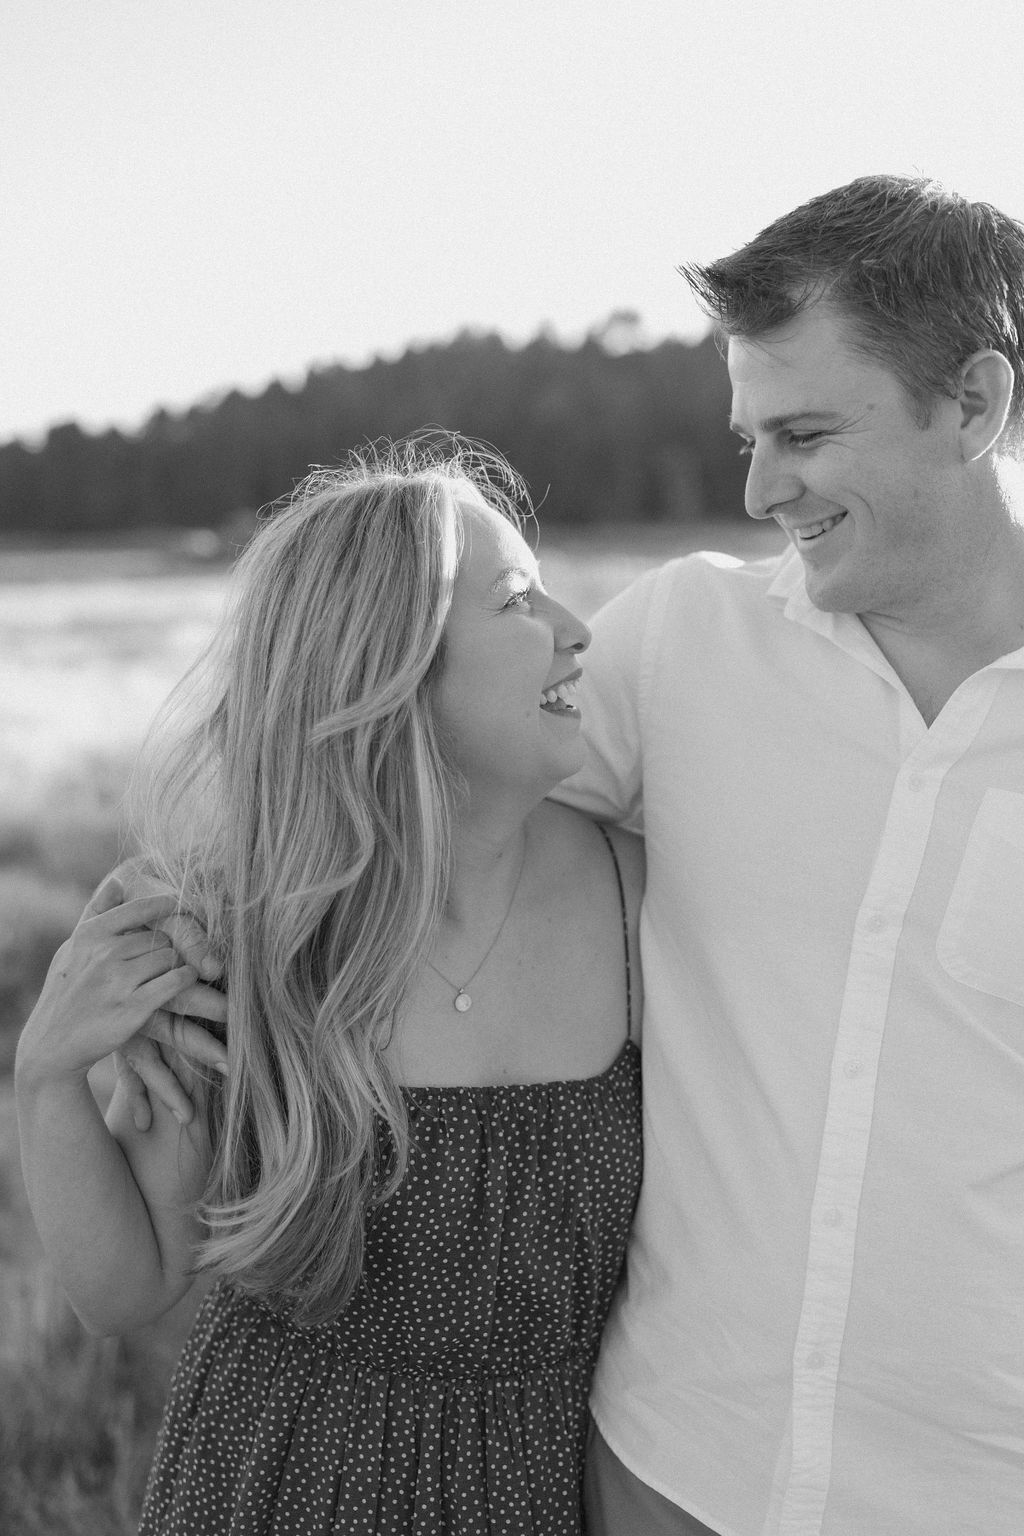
[3,2,1023,1532]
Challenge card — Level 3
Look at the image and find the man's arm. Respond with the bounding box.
[552,564,658,830]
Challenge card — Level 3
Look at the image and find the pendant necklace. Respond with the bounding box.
[425,840,527,1013]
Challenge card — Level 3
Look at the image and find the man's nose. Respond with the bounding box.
[743,445,803,522]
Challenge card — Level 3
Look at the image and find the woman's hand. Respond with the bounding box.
[106,857,225,982]
[17,876,222,1110]
[99,861,229,1129]
[114,990,229,1130]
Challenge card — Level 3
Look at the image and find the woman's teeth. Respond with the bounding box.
[540,678,580,711]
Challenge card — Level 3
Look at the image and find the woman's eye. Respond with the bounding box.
[504,587,532,609]
[736,441,753,458]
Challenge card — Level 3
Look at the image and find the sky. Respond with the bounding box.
[4,0,1024,446]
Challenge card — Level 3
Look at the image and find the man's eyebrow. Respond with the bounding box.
[488,565,536,593]
[728,410,839,436]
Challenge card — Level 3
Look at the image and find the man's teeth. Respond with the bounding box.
[540,679,580,707]
[797,511,847,540]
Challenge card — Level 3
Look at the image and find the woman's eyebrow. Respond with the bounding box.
[488,565,536,593]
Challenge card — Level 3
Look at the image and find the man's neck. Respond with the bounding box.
[861,604,1024,726]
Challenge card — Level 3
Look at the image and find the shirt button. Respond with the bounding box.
[866,913,886,932]
[806,1350,826,1370]
[907,774,924,792]
[844,1058,864,1078]
[822,1207,842,1227]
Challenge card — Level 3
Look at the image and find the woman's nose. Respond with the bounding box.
[557,604,591,654]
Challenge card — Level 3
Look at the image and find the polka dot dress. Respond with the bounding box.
[139,836,641,1535]
[139,1047,641,1535]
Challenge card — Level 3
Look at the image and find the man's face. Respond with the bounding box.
[727,302,972,630]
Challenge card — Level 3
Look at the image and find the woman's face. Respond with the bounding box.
[432,495,591,799]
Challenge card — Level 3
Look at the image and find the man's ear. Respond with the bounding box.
[957,350,1014,461]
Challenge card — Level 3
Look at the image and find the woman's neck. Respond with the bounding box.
[443,816,530,931]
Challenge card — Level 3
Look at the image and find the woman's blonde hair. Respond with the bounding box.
[129,433,528,1324]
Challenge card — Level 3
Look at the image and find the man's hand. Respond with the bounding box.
[101,861,229,1129]
[115,992,229,1130]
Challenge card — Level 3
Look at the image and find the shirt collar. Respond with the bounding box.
[764,543,1024,673]
[764,546,888,674]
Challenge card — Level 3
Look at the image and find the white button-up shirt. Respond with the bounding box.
[558,548,1024,1536]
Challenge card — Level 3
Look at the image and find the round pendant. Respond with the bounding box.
[454,991,472,1013]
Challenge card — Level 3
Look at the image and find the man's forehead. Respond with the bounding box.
[726,302,860,376]
[726,308,886,424]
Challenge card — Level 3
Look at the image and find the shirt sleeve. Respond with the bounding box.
[551,564,660,834]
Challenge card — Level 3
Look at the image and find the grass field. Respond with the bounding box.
[0,518,785,1531]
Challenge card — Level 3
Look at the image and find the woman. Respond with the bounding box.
[16,436,643,1535]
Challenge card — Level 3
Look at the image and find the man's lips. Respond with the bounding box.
[783,510,848,542]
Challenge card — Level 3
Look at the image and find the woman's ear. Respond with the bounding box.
[957,350,1015,461]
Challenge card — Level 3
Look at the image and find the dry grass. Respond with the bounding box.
[0,1071,200,1533]
[0,1265,155,1534]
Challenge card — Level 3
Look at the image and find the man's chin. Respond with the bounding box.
[799,562,860,616]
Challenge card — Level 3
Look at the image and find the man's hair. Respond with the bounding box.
[680,174,1024,449]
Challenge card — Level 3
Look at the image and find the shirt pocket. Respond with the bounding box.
[936,788,1024,1005]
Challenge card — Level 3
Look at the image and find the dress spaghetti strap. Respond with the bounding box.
[594,822,634,1042]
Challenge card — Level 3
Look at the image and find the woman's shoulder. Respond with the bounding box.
[532,801,643,891]
[598,822,645,907]
[531,803,644,954]
[530,801,645,1045]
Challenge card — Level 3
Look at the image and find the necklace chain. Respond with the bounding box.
[425,841,527,1013]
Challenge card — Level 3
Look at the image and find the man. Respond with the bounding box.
[562,176,1024,1534]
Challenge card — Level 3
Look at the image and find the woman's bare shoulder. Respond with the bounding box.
[600,823,645,909]
[530,798,602,862]
[531,802,646,1042]
[534,800,644,892]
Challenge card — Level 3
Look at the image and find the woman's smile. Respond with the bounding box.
[433,498,590,788]
[540,669,582,716]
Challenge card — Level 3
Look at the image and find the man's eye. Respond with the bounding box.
[736,431,826,458]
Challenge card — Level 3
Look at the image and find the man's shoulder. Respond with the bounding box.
[670,544,790,586]
[612,545,794,632]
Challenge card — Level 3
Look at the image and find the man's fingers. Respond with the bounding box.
[165,980,228,1028]
[114,1049,153,1131]
[119,1036,194,1125]
[136,963,200,1014]
[146,1012,228,1073]
[129,946,193,987]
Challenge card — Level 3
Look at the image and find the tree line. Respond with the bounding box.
[0,321,750,536]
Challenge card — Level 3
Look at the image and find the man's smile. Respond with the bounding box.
[783,510,849,543]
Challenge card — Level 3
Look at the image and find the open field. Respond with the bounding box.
[0,520,785,1531]
[0,520,784,802]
